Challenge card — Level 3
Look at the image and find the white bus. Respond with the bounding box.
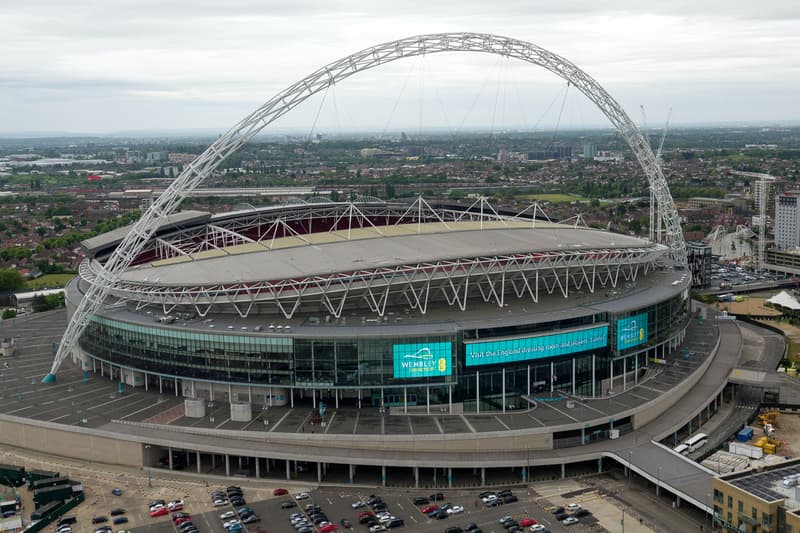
[673,444,689,455]
[684,433,708,452]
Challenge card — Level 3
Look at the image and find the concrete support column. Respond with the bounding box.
[335,389,339,409]
[168,447,173,470]
[175,380,179,397]
[597,457,603,473]
[349,464,355,485]
[635,355,639,385]
[448,386,452,413]
[196,451,201,474]
[313,388,316,409]
[414,467,419,488]
[255,458,260,478]
[290,388,294,408]
[481,467,485,486]
[145,372,148,391]
[159,375,163,394]
[286,461,291,481]
[100,362,104,377]
[476,371,480,414]
[623,357,627,391]
[266,459,270,473]
[381,465,386,487]
[550,361,555,392]
[561,463,566,479]
[572,358,576,395]
[404,387,408,414]
[426,387,430,415]
[527,365,531,396]
[592,355,596,397]
[317,462,323,483]
[522,466,527,483]
[211,454,216,469]
[502,367,506,413]
[581,427,586,445]
[225,454,230,477]
[610,359,614,391]
[447,467,453,488]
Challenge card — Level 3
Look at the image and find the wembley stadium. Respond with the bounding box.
[66,199,691,414]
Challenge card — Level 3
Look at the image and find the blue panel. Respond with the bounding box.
[616,313,648,350]
[392,342,452,379]
[465,325,608,366]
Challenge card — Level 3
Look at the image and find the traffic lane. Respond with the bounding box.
[308,486,574,533]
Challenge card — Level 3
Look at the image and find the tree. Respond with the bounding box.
[1,309,16,320]
[0,269,25,291]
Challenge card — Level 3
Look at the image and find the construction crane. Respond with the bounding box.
[729,170,778,271]
[648,108,671,243]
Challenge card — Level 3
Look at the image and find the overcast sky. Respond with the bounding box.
[1,0,798,135]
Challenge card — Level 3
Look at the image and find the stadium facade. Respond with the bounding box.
[66,200,691,414]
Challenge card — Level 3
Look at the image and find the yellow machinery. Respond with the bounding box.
[754,436,783,454]
[758,411,780,427]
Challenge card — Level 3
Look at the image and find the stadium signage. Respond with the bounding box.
[392,342,452,379]
[616,313,648,350]
[465,325,608,366]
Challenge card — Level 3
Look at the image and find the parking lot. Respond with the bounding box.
[127,484,604,533]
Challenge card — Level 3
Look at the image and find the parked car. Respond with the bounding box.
[110,509,126,516]
[220,511,236,520]
[352,500,366,508]
[446,505,464,514]
[429,493,445,501]
[294,492,310,500]
[562,517,579,526]
[111,488,122,496]
[566,503,581,512]
[422,504,439,514]
[112,517,129,525]
[91,517,108,524]
[520,518,537,527]
[413,496,429,505]
[150,508,169,518]
[575,509,591,518]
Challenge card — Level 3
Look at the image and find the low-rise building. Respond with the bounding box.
[713,458,800,532]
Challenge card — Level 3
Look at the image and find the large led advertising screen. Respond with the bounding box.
[616,313,648,350]
[465,325,609,366]
[392,342,452,379]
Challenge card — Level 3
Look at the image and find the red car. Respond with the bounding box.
[273,488,289,496]
[320,525,338,533]
[520,518,537,527]
[174,517,192,526]
[150,507,169,518]
[169,504,184,512]
[358,511,374,518]
[422,504,439,514]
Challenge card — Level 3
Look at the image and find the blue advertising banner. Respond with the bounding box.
[392,342,452,379]
[616,313,648,350]
[465,325,609,366]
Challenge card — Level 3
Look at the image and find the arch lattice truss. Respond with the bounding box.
[46,32,686,380]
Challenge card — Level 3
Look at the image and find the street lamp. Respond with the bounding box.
[627,450,633,487]
[657,466,662,497]
[144,445,152,488]
[706,492,711,532]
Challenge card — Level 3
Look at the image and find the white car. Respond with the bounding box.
[499,516,513,524]
[149,504,165,512]
[378,515,396,523]
[483,494,498,503]
[562,517,579,526]
[220,511,235,520]
[351,500,365,509]
[566,503,581,512]
[446,505,464,514]
[530,525,547,532]
[294,492,310,500]
[369,525,387,533]
[212,499,228,507]
[223,520,241,529]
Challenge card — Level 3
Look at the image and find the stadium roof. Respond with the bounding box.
[119,224,657,286]
[81,210,211,255]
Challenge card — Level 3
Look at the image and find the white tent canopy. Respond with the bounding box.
[767,290,800,310]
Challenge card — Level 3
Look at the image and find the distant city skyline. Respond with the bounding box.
[2,0,799,135]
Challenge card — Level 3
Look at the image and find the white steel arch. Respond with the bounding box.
[44,32,686,381]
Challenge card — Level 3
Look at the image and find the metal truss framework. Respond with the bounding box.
[130,199,548,264]
[79,245,665,319]
[48,32,686,379]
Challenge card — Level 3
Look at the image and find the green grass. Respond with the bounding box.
[517,193,589,203]
[25,273,76,289]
